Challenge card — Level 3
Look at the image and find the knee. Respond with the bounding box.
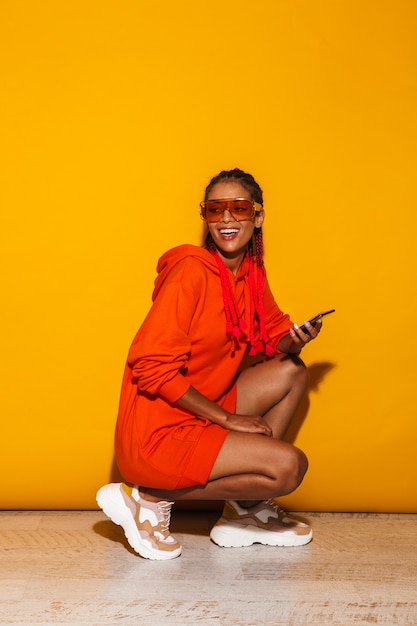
[278,445,309,494]
[289,445,308,487]
[288,355,309,391]
[295,446,309,482]
[272,353,309,390]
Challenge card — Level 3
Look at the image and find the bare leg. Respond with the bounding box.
[141,431,308,502]
[236,353,309,439]
[233,353,308,507]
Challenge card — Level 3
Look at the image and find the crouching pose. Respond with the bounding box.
[97,168,324,560]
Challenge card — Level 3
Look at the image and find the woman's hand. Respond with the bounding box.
[287,317,322,351]
[175,386,271,435]
[224,413,272,436]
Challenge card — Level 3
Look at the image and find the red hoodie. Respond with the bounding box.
[114,244,293,489]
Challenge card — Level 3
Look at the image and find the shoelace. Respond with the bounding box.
[265,499,285,520]
[157,501,174,533]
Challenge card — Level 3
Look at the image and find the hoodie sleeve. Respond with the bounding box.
[262,272,294,348]
[126,259,200,404]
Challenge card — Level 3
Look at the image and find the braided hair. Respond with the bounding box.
[203,168,275,357]
[204,168,263,205]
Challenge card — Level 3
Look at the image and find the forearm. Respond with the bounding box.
[175,386,231,427]
[276,335,302,354]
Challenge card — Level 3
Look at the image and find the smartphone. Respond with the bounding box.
[297,309,335,333]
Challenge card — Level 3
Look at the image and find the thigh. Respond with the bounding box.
[235,353,307,416]
[208,430,298,481]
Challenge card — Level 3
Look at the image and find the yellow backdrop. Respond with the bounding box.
[1,1,416,511]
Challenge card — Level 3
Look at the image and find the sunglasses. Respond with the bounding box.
[199,198,263,223]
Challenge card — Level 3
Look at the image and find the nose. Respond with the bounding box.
[220,208,235,223]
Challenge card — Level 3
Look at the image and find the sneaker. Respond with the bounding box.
[96,483,182,560]
[210,499,312,548]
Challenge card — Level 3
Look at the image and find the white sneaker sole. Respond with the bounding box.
[210,520,313,548]
[96,483,182,560]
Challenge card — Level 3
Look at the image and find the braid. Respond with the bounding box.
[207,240,247,353]
[254,226,264,266]
[247,228,276,356]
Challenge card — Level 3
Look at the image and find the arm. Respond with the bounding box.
[175,385,272,437]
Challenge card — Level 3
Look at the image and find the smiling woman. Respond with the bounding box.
[96,168,326,560]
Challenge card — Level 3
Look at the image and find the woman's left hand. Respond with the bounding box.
[288,317,322,349]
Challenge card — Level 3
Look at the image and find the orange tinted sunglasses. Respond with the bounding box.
[199,198,263,223]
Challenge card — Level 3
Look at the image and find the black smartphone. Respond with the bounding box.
[297,309,335,333]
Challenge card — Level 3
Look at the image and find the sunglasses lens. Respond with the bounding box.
[202,199,254,222]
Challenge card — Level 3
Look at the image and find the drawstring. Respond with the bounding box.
[208,237,275,356]
[212,251,247,345]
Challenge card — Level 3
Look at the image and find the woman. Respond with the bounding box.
[97,168,323,560]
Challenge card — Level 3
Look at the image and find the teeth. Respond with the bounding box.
[220,229,239,234]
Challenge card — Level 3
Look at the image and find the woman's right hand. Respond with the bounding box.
[224,413,272,436]
[175,386,272,436]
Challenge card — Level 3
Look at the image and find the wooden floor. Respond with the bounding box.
[0,510,416,625]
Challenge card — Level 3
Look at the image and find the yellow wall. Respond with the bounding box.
[1,1,416,511]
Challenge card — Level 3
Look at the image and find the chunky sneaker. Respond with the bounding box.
[96,483,182,560]
[210,499,312,548]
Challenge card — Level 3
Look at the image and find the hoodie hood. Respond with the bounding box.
[153,244,221,300]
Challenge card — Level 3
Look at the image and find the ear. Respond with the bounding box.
[254,209,265,228]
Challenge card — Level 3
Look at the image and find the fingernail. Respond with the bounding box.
[294,323,299,329]
[304,321,311,327]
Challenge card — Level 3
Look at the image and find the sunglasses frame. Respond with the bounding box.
[199,197,263,223]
